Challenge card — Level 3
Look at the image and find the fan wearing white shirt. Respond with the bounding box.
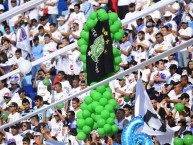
[39,16,50,31]
[57,16,69,37]
[3,25,16,46]
[68,22,81,42]
[14,49,25,65]
[30,19,42,40]
[8,102,21,123]
[161,26,175,46]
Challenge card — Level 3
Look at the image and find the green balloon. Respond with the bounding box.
[117,49,121,56]
[80,55,86,63]
[2,112,8,121]
[84,73,87,78]
[90,90,98,97]
[85,96,93,105]
[113,20,122,29]
[82,110,91,118]
[124,96,130,102]
[174,138,184,145]
[80,45,88,55]
[109,99,118,108]
[91,113,95,119]
[87,104,93,113]
[80,30,89,41]
[110,25,119,34]
[98,128,105,136]
[101,110,110,119]
[184,135,193,145]
[86,19,96,30]
[93,123,98,130]
[76,111,83,119]
[105,104,114,113]
[108,13,118,22]
[95,105,104,114]
[91,101,99,111]
[175,103,184,112]
[119,29,124,36]
[112,124,118,133]
[77,128,82,133]
[85,117,94,127]
[111,33,114,39]
[114,65,120,72]
[77,132,87,140]
[97,9,106,17]
[95,115,101,121]
[99,98,108,106]
[89,12,97,20]
[114,32,123,41]
[43,78,50,86]
[103,91,112,99]
[83,25,89,31]
[107,118,114,125]
[100,13,109,21]
[97,118,106,128]
[96,85,106,94]
[114,56,122,65]
[78,38,87,47]
[83,126,91,134]
[104,124,112,134]
[110,113,116,118]
[80,103,88,110]
[109,20,113,25]
[106,88,112,94]
[77,119,85,129]
[56,103,64,109]
[112,48,119,57]
[92,92,102,101]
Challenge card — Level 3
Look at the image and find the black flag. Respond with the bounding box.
[86,20,114,85]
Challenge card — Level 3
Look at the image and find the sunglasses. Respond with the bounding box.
[4,97,10,99]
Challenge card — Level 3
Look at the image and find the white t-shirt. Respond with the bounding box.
[60,80,72,95]
[118,0,131,6]
[8,112,21,123]
[51,30,62,44]
[53,91,65,102]
[58,23,69,35]
[37,80,52,102]
[69,12,86,29]
[43,41,57,56]
[151,41,172,57]
[47,0,58,15]
[4,32,16,42]
[5,132,23,145]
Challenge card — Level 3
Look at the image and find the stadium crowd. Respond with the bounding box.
[0,0,192,144]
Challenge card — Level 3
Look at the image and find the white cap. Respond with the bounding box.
[0,4,5,10]
[69,4,74,10]
[57,16,65,21]
[164,11,172,17]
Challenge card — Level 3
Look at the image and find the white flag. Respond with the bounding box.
[135,79,179,144]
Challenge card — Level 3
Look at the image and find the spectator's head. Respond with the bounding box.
[33,36,39,46]
[7,138,16,145]
[11,0,17,7]
[181,21,189,29]
[54,82,62,93]
[150,97,158,110]
[10,79,19,90]
[0,79,6,89]
[57,71,66,81]
[122,32,129,42]
[72,97,80,110]
[180,93,190,103]
[80,80,86,90]
[38,26,44,36]
[49,23,57,33]
[155,32,164,43]
[38,122,51,133]
[3,39,11,49]
[22,137,30,145]
[181,75,189,87]
[72,22,79,31]
[44,34,51,44]
[57,16,65,26]
[15,49,22,59]
[116,109,125,121]
[174,82,183,95]
[161,26,169,36]
[168,53,175,61]
[74,4,80,13]
[40,16,48,25]
[117,76,126,87]
[146,22,154,33]
[79,71,85,81]
[0,5,4,14]
[3,92,12,103]
[18,88,26,99]
[136,18,143,27]
[31,19,38,27]
[138,31,145,41]
[93,2,100,11]
[185,0,191,4]
[30,115,39,126]
[21,122,30,131]
[123,104,132,117]
[34,95,43,107]
[22,98,30,110]
[10,124,20,135]
[128,3,135,12]
[37,69,45,80]
[169,64,178,75]
[155,59,165,71]
[53,109,62,122]
[8,102,18,113]
[72,79,79,88]
[165,116,176,127]
[0,131,4,142]
[61,36,69,46]
[67,111,75,121]
[4,25,10,34]
[164,11,172,21]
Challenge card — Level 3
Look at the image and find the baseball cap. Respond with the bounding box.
[117,76,125,80]
[11,124,20,129]
[7,138,16,144]
[69,5,74,10]
[57,16,65,21]
[8,102,18,108]
[165,23,172,28]
[146,22,154,27]
[3,92,11,98]
[0,5,4,11]
[10,80,18,85]
[164,11,172,17]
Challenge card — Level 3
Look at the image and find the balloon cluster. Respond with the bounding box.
[175,103,184,112]
[121,116,153,145]
[77,84,119,140]
[174,136,193,145]
[78,9,123,80]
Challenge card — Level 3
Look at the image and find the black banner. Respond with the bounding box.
[86,20,114,85]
